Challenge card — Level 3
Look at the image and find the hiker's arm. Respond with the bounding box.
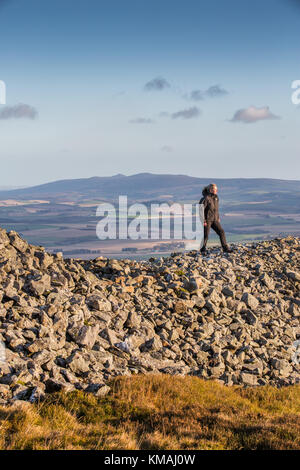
[203,198,209,225]
[199,198,208,226]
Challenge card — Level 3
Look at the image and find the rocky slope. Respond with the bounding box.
[0,229,299,404]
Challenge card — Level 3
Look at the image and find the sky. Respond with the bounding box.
[0,0,299,186]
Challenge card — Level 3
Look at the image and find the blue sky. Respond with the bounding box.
[0,0,299,185]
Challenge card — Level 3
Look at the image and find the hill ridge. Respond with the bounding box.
[0,173,300,204]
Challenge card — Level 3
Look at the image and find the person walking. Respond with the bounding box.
[199,183,232,254]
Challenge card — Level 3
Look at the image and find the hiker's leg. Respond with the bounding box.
[211,220,229,249]
[201,222,211,250]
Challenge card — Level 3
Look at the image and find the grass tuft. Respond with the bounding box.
[0,375,299,450]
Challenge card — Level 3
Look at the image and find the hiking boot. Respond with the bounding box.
[223,246,233,253]
[200,247,208,255]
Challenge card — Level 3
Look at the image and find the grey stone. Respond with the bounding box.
[85,383,110,397]
[240,372,258,386]
[67,352,90,374]
[242,292,259,310]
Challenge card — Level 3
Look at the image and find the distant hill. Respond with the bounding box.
[0,173,299,212]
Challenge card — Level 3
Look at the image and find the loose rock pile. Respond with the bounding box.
[0,228,299,404]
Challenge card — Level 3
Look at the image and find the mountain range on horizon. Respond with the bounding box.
[0,173,299,213]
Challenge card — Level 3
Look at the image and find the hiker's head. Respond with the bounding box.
[209,183,218,195]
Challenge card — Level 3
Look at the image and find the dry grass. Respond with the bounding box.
[0,375,299,450]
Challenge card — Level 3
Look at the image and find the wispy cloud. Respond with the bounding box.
[129,117,154,124]
[205,85,228,98]
[144,77,170,91]
[161,145,173,152]
[186,84,228,101]
[230,106,280,124]
[171,106,201,119]
[0,103,38,120]
[189,90,204,101]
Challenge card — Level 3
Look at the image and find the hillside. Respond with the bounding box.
[0,228,299,407]
[0,228,299,449]
[1,376,299,450]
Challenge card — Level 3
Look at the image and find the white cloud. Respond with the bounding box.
[230,106,280,124]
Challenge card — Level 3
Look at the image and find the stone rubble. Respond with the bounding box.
[0,228,299,404]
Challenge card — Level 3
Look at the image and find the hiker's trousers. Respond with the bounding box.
[202,220,228,249]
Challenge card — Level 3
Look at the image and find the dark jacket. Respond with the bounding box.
[199,186,220,222]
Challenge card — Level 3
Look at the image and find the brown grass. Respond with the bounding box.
[0,375,299,450]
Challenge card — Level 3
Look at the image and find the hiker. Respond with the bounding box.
[199,183,232,254]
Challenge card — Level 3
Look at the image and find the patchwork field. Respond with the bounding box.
[0,173,299,258]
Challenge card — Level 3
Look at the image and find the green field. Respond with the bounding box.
[0,199,298,257]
